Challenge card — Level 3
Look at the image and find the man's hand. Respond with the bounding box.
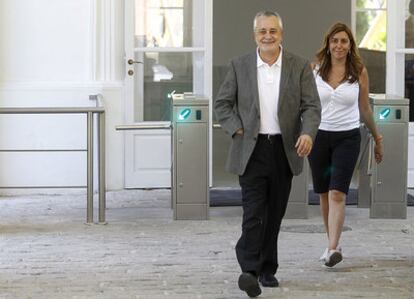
[234,128,244,135]
[295,134,313,157]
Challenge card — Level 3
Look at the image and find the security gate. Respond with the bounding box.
[359,94,409,219]
[172,93,209,220]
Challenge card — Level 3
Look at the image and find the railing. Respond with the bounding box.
[115,122,172,131]
[0,107,106,224]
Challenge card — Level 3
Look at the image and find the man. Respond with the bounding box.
[214,11,321,297]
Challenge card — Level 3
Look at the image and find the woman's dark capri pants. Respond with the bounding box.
[308,128,361,195]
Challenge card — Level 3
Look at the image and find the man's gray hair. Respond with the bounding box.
[253,11,283,30]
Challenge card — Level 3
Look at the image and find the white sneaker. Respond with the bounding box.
[324,248,343,267]
[319,248,329,262]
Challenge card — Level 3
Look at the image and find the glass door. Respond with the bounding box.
[124,0,211,188]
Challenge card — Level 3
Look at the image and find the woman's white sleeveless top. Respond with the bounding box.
[313,69,360,131]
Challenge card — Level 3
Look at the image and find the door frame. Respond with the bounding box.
[123,0,213,188]
[387,0,414,187]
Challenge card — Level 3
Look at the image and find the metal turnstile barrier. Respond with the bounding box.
[358,94,409,218]
[172,93,209,220]
[357,125,372,208]
[0,106,106,224]
[116,93,209,220]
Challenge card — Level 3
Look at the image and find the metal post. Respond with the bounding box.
[98,112,106,223]
[87,112,94,223]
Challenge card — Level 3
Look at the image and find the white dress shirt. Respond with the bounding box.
[257,48,282,134]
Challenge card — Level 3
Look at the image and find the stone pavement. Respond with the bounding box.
[0,189,413,299]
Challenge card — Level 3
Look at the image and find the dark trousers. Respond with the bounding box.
[236,134,293,275]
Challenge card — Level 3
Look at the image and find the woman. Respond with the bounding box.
[309,23,383,267]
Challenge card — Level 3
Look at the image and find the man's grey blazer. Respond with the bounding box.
[214,50,321,176]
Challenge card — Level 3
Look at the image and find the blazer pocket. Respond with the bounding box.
[230,134,243,156]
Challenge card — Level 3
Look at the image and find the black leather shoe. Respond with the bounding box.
[259,273,279,287]
[238,272,262,297]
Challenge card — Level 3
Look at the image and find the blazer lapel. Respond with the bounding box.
[278,51,293,110]
[247,52,260,112]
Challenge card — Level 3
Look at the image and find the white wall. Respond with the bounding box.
[0,0,91,82]
[0,0,125,193]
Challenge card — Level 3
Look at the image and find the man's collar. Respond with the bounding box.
[257,46,283,67]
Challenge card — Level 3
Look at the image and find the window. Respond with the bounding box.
[136,0,191,48]
[355,0,387,51]
[354,0,387,93]
[139,52,193,121]
[133,0,207,122]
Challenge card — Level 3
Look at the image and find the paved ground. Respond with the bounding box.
[0,189,413,299]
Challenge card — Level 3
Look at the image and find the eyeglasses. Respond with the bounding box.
[255,29,279,36]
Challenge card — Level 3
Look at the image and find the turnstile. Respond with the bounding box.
[172,93,209,220]
[285,160,309,219]
[359,94,409,219]
[357,125,371,208]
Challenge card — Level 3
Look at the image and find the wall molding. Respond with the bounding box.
[89,0,98,81]
[88,0,119,81]
[98,0,118,81]
[0,81,124,91]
